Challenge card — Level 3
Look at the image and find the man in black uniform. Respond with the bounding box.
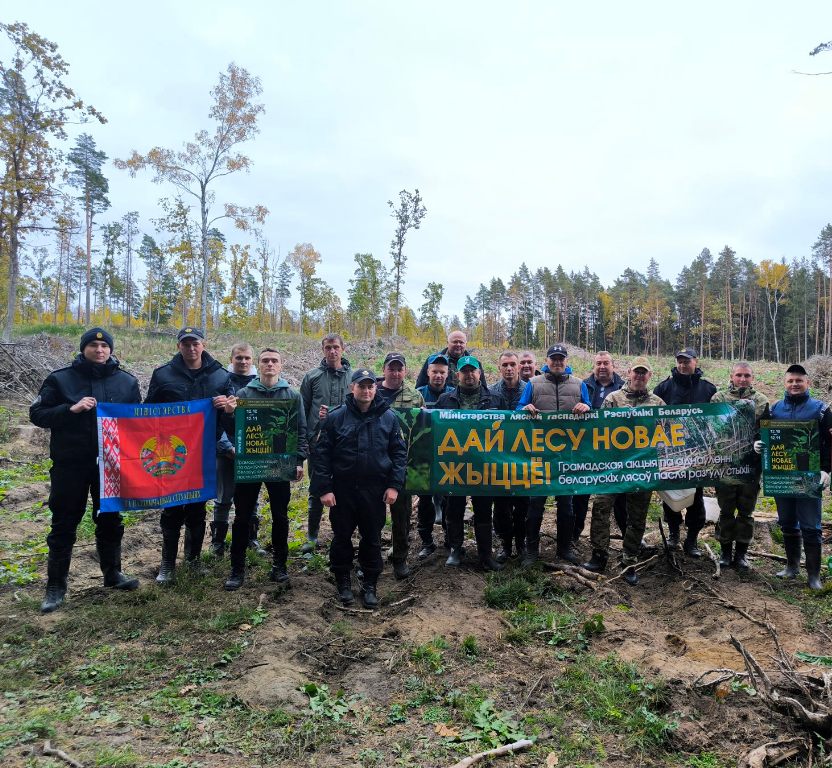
[30,328,142,613]
[415,330,470,389]
[311,369,407,608]
[145,327,233,584]
[653,347,717,556]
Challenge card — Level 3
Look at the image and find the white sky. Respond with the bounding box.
[10,1,832,319]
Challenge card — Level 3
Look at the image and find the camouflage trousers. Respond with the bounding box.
[590,491,653,566]
[715,482,759,546]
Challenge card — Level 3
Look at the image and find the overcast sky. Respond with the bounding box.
[9,1,832,319]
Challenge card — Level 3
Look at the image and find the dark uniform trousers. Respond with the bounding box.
[47,463,124,556]
[445,494,492,550]
[329,482,387,577]
[417,494,445,545]
[232,481,291,567]
[573,492,627,539]
[492,496,529,552]
[716,482,759,546]
[527,494,573,552]
[662,487,706,532]
[390,492,412,564]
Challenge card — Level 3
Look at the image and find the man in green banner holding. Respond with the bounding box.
[517,344,590,566]
[710,362,769,571]
[222,348,307,590]
[435,356,503,570]
[583,357,665,585]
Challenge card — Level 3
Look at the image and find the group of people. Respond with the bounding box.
[30,327,831,614]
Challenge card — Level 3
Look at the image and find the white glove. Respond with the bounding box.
[821,471,830,490]
[753,440,764,454]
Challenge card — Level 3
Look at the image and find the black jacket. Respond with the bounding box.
[584,372,624,409]
[653,367,717,405]
[491,379,524,411]
[30,355,141,466]
[310,394,407,495]
[145,352,233,404]
[434,383,502,410]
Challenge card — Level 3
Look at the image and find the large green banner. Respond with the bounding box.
[397,402,757,496]
[760,419,822,498]
[234,399,299,483]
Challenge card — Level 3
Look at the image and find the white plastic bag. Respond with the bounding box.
[658,488,696,512]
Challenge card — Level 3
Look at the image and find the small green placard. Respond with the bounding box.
[234,399,299,483]
[760,419,821,498]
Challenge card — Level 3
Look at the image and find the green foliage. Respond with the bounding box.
[411,637,448,674]
[459,699,529,748]
[387,703,407,724]
[301,682,356,722]
[460,635,480,658]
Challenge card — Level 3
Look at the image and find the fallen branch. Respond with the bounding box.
[540,561,604,581]
[703,543,721,579]
[690,577,769,628]
[739,738,805,768]
[692,668,749,689]
[605,553,663,584]
[333,604,374,615]
[447,738,534,768]
[748,549,788,563]
[42,740,84,768]
[388,594,417,609]
[547,568,597,590]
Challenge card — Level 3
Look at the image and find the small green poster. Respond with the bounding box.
[234,399,299,483]
[760,419,821,498]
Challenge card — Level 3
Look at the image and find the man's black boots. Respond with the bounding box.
[804,541,823,591]
[582,551,608,573]
[184,521,206,571]
[776,532,802,579]
[97,538,139,590]
[732,542,750,572]
[475,524,503,571]
[210,521,228,557]
[224,562,245,591]
[41,550,71,613]
[335,572,354,605]
[156,528,179,585]
[361,575,379,609]
[718,542,734,568]
[666,520,680,549]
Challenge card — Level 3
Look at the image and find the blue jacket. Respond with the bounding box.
[584,372,624,409]
[770,391,832,472]
[417,383,454,407]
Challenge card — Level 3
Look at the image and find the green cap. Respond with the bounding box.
[456,355,481,370]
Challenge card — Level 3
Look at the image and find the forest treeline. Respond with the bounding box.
[2,21,831,362]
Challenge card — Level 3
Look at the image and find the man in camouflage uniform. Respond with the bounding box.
[583,357,665,585]
[376,353,425,578]
[710,362,769,571]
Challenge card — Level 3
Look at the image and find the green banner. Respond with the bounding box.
[760,419,822,498]
[234,399,299,483]
[397,402,757,496]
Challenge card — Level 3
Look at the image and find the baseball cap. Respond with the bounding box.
[630,356,652,372]
[383,352,406,367]
[427,353,450,366]
[547,344,568,358]
[456,355,481,370]
[676,347,697,359]
[177,327,205,342]
[786,364,808,376]
[351,369,377,383]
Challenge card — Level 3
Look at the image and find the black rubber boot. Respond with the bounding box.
[666,521,680,549]
[804,541,823,591]
[623,566,639,586]
[270,561,290,585]
[556,505,579,564]
[156,528,179,585]
[495,539,512,564]
[557,541,581,565]
[582,551,608,573]
[301,504,322,554]
[683,528,703,558]
[776,533,802,579]
[417,541,436,560]
[361,575,379,609]
[184,520,206,571]
[224,568,245,591]
[475,524,503,571]
[732,542,750,572]
[97,539,139,590]
[445,547,464,567]
[521,544,539,568]
[248,515,268,557]
[335,572,354,605]
[393,561,412,580]
[41,551,71,613]
[719,542,734,568]
[210,521,228,557]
